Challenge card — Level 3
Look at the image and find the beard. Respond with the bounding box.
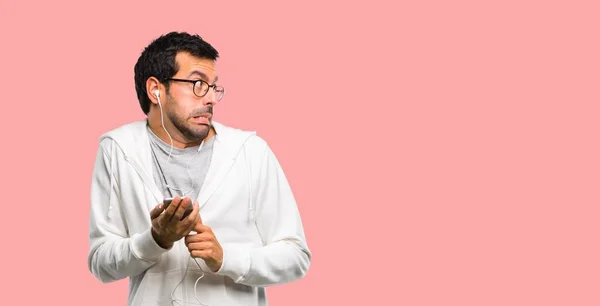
[165,98,213,142]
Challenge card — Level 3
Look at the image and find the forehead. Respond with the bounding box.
[174,51,217,81]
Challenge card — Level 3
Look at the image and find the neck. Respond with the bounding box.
[147,112,215,149]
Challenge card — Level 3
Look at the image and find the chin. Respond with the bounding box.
[196,123,210,131]
[187,124,210,139]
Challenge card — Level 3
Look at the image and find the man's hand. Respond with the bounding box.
[150,197,200,249]
[185,217,223,272]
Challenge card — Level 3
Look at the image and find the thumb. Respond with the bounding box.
[150,203,164,219]
[192,201,203,232]
[193,221,202,232]
[194,214,204,232]
[195,201,203,224]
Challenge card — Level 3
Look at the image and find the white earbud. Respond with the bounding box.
[154,90,162,109]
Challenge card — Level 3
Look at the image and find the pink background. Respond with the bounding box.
[1,0,599,305]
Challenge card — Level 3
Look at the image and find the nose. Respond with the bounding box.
[202,87,218,106]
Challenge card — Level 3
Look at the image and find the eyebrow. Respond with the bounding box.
[188,70,218,83]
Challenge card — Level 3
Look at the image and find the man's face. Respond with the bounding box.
[164,52,219,142]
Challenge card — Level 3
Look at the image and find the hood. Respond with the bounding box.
[98,120,257,204]
[100,120,256,161]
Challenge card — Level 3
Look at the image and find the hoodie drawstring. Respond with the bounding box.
[244,144,256,222]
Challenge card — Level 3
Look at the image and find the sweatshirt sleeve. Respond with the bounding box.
[214,140,312,286]
[87,138,169,283]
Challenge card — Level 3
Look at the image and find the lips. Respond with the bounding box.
[191,113,211,125]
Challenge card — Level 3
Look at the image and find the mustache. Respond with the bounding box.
[189,106,213,118]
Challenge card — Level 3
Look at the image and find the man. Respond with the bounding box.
[87,31,311,306]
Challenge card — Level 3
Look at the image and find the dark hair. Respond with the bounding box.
[134,31,219,114]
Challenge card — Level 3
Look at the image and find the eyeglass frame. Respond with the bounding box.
[164,78,225,100]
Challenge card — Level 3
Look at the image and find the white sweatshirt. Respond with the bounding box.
[87,120,311,306]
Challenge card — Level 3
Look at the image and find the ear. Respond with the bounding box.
[146,76,163,105]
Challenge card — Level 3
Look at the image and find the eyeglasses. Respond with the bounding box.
[165,78,225,101]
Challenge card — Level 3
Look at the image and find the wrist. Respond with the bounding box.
[151,227,173,249]
[207,259,222,272]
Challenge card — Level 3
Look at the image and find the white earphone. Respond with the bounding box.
[151,87,208,305]
[150,87,210,305]
[154,90,161,104]
[152,87,204,192]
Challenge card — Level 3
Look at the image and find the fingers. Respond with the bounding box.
[191,249,215,259]
[169,197,192,226]
[185,231,213,245]
[179,201,201,233]
[158,197,181,227]
[177,200,199,234]
[183,201,199,223]
[156,198,205,240]
[186,241,213,251]
[180,202,200,234]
